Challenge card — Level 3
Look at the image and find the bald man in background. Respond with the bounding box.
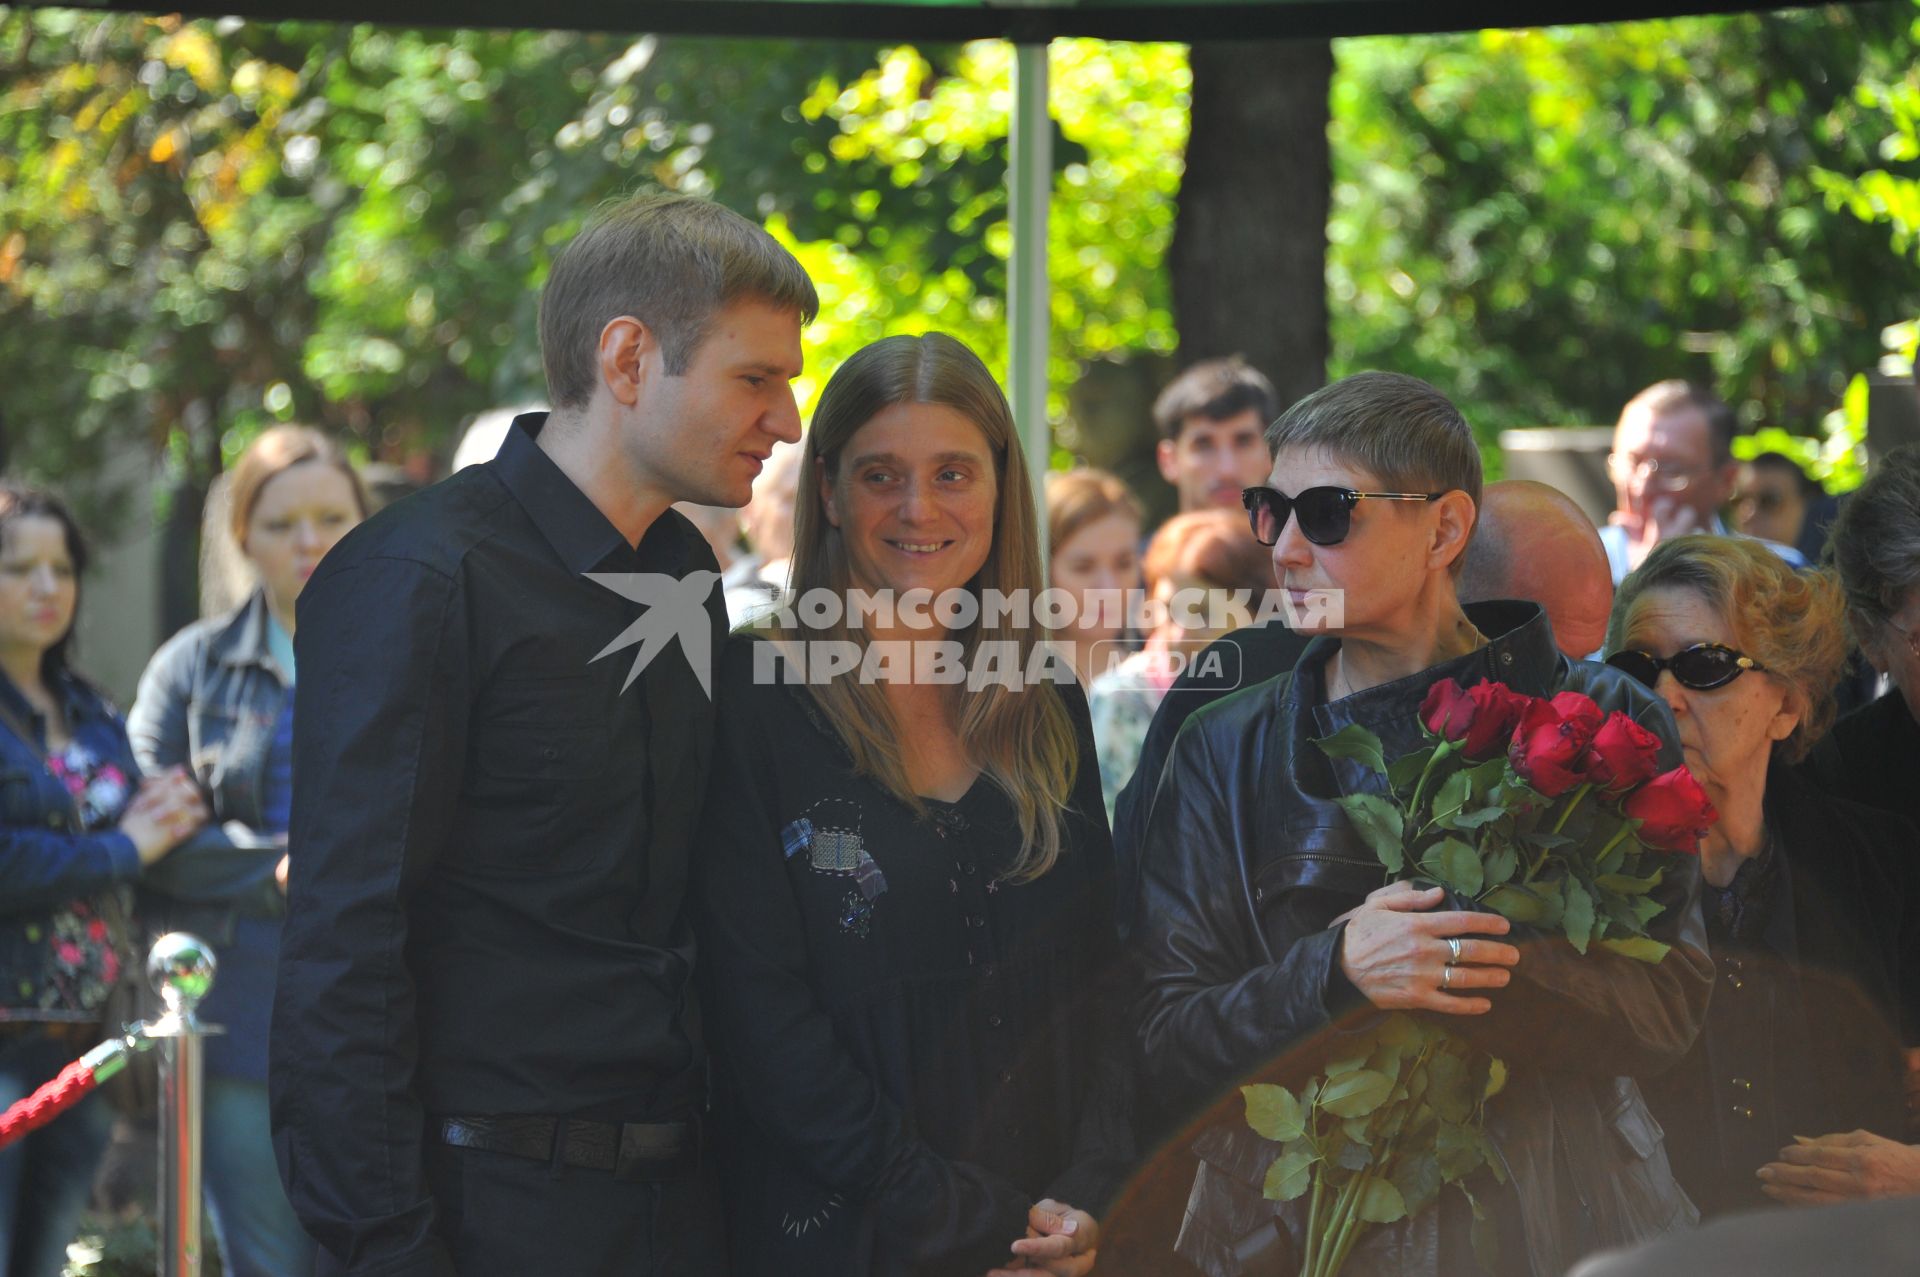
[1109,478,1618,934]
[1458,480,1614,660]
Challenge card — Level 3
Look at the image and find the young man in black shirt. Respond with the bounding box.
[270,193,817,1276]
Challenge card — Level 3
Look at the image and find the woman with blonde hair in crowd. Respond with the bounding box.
[0,483,206,1275]
[1045,468,1143,689]
[696,333,1127,1277]
[1087,508,1270,820]
[1605,535,1919,1219]
[129,425,367,1276]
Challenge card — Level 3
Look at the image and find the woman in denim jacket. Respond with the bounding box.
[0,484,206,1276]
[129,427,365,1277]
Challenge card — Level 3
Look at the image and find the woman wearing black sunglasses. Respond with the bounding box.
[1607,535,1919,1220]
[1130,372,1709,1277]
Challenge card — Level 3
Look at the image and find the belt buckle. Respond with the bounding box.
[615,1119,695,1183]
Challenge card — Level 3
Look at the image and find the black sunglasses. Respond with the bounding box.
[1605,643,1768,691]
[1240,485,1447,547]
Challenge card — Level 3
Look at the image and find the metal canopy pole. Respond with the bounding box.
[1009,39,1052,561]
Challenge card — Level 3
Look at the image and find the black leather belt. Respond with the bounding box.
[436,1114,698,1182]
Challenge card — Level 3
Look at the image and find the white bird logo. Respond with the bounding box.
[583,570,721,697]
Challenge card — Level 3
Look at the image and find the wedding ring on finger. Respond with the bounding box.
[1446,936,1463,966]
[1440,965,1453,991]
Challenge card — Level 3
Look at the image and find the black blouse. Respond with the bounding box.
[695,635,1131,1277]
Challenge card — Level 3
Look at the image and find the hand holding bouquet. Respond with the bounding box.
[1244,678,1714,1275]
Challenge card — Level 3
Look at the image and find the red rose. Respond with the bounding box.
[1420,678,1530,761]
[1585,712,1664,794]
[1420,679,1475,742]
[1622,766,1717,854]
[1508,692,1605,796]
[1461,680,1531,761]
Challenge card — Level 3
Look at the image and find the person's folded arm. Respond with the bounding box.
[696,670,1031,1275]
[269,554,468,1277]
[126,627,283,911]
[0,822,140,912]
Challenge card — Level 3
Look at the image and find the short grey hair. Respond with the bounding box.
[539,192,819,409]
[1266,371,1483,512]
[1827,443,1920,644]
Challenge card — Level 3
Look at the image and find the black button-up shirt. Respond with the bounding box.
[271,414,726,1275]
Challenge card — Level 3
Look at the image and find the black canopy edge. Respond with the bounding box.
[39,0,1826,44]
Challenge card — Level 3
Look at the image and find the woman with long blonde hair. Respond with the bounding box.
[696,333,1124,1277]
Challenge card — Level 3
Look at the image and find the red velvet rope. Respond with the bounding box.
[0,1055,99,1149]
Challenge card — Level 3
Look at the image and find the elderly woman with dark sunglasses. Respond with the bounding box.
[1132,372,1708,1277]
[1605,535,1920,1220]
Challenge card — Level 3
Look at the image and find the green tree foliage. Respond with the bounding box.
[0,11,1182,515]
[5,4,1918,521]
[1327,4,1920,443]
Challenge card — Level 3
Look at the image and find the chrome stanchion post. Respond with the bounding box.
[147,933,220,1277]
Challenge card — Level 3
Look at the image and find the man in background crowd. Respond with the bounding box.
[1151,357,1278,519]
[1601,379,1803,582]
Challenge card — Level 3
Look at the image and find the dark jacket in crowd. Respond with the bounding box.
[270,415,728,1276]
[1132,601,1711,1277]
[1109,622,1310,937]
[129,588,291,1081]
[1641,763,1919,1219]
[0,668,142,1019]
[696,635,1133,1277]
[1803,689,1920,835]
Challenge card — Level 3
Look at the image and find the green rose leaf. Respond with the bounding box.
[1630,895,1665,926]
[1427,1052,1475,1123]
[1451,806,1509,831]
[1466,756,1509,795]
[1378,1013,1425,1050]
[1391,1151,1442,1216]
[1484,1056,1509,1101]
[1428,837,1485,896]
[1263,1147,1315,1202]
[1242,1084,1305,1143]
[1436,1120,1485,1181]
[1482,843,1519,886]
[1336,1138,1373,1171]
[1483,883,1554,925]
[1387,745,1437,792]
[1358,1177,1408,1224]
[1595,868,1664,896]
[1320,1068,1396,1118]
[1316,723,1388,776]
[1561,879,1596,954]
[1337,793,1407,874]
[1599,936,1672,963]
[1429,769,1474,827]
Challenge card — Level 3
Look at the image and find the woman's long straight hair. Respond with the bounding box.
[785,333,1079,881]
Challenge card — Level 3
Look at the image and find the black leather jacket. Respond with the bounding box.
[1131,601,1711,1277]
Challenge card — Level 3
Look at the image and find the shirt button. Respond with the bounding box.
[988,1014,1003,1029]
[967,915,985,928]
[1731,1077,1752,1091]
[981,964,997,979]
[999,1069,1014,1084]
[541,746,559,761]
[962,862,977,876]
[1499,650,1514,666]
[1731,1105,1755,1120]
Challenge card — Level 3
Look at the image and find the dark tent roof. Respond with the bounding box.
[52,0,1807,41]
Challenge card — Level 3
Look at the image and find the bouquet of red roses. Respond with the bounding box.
[1243,677,1714,1276]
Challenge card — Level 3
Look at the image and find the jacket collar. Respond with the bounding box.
[213,589,279,673]
[1295,600,1567,741]
[0,663,110,737]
